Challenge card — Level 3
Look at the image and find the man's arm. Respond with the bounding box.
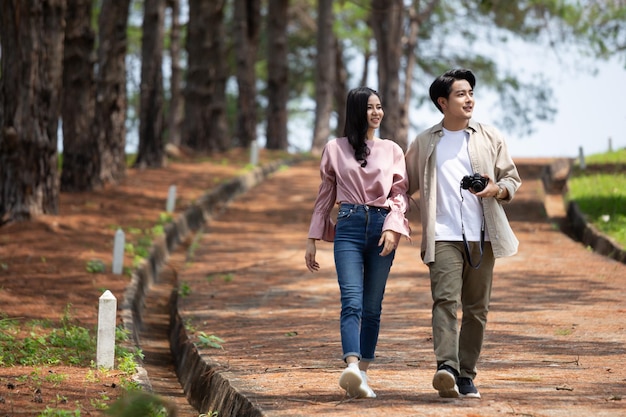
[405,139,421,196]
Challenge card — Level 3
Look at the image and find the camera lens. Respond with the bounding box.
[470,176,487,192]
[471,181,486,192]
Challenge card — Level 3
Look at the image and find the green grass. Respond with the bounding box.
[567,149,626,247]
[580,148,626,165]
[0,306,140,369]
[0,308,144,415]
[0,307,95,366]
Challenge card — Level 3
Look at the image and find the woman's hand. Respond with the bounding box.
[379,230,400,256]
[305,238,320,272]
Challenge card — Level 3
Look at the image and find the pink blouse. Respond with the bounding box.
[308,137,411,241]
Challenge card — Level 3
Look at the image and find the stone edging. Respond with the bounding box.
[567,201,626,264]
[120,156,303,415]
[541,158,626,265]
[121,156,623,415]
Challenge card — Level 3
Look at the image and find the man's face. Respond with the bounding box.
[439,79,474,121]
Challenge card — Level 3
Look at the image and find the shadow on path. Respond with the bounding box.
[162,158,626,417]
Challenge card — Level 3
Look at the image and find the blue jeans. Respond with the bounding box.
[334,203,395,362]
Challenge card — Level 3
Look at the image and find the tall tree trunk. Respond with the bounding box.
[311,0,335,155]
[370,0,407,150]
[334,39,348,138]
[134,0,166,168]
[401,2,420,146]
[265,0,289,150]
[166,0,183,147]
[61,0,97,192]
[182,0,229,153]
[93,0,131,184]
[233,0,261,149]
[0,0,66,225]
[359,49,372,89]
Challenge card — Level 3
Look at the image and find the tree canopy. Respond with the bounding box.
[1,0,624,224]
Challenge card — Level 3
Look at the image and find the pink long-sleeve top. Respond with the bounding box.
[308,137,411,242]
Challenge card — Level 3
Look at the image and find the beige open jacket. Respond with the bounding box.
[405,119,522,265]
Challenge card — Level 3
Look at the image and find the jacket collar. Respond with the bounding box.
[430,119,479,135]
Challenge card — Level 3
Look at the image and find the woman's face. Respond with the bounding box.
[366,94,384,131]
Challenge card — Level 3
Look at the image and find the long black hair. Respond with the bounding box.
[343,87,380,167]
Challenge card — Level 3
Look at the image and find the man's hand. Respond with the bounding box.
[474,175,504,199]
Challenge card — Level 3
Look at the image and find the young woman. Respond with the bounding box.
[305,87,410,398]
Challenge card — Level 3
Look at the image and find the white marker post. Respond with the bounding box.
[166,185,177,213]
[112,229,125,275]
[250,140,259,166]
[578,146,586,170]
[96,290,117,369]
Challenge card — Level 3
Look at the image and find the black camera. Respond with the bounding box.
[461,173,489,193]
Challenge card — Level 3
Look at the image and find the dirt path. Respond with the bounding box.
[0,150,284,416]
[0,154,624,416]
[178,159,626,417]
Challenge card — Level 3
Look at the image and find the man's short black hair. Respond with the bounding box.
[429,69,476,113]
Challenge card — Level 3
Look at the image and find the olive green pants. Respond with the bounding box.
[428,241,494,379]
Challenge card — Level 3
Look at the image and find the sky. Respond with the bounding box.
[458,57,625,159]
[58,4,625,160]
[403,40,626,159]
[116,33,626,160]
[286,42,626,160]
[165,1,623,161]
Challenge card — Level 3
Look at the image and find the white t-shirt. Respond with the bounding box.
[435,128,487,242]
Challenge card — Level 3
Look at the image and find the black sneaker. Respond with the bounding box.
[432,364,459,398]
[457,377,481,398]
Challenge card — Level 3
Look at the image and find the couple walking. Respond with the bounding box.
[304,68,522,399]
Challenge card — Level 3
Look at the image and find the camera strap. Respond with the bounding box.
[459,187,485,269]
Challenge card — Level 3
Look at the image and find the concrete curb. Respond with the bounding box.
[567,201,626,264]
[119,156,303,413]
[541,157,574,195]
[169,289,263,416]
[541,158,625,265]
[121,156,623,415]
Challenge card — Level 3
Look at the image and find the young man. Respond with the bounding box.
[405,69,521,398]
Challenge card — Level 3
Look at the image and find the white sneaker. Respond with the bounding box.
[339,365,367,398]
[360,371,377,398]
